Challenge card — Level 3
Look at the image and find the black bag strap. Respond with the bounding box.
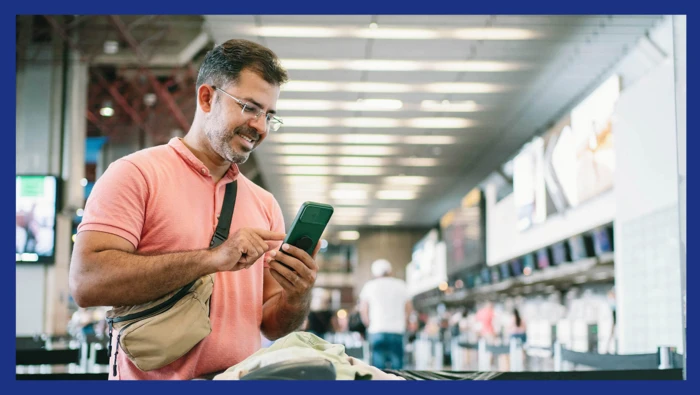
[210,180,238,248]
[110,179,238,325]
[108,180,238,376]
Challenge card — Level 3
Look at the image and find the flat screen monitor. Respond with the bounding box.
[536,248,552,269]
[499,263,511,279]
[16,175,59,263]
[522,253,536,275]
[465,273,476,289]
[552,241,570,265]
[593,225,614,255]
[510,258,523,276]
[568,234,595,261]
[491,267,501,283]
[480,267,491,285]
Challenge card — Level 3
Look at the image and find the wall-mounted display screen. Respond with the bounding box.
[16,175,59,263]
[440,188,486,275]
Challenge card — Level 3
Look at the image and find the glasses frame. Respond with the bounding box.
[212,85,283,132]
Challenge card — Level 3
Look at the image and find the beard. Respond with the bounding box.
[205,118,260,164]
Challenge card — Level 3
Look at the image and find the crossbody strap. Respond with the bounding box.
[107,180,238,373]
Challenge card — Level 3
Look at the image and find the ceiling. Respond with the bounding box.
[23,15,664,241]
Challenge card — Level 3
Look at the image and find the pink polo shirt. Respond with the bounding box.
[78,137,285,380]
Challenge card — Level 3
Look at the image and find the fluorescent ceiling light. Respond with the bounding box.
[282,117,335,128]
[284,176,332,184]
[277,100,335,111]
[452,28,541,40]
[282,80,506,94]
[338,230,361,241]
[276,156,331,165]
[341,118,401,128]
[331,189,368,200]
[333,183,373,190]
[280,59,335,70]
[335,167,384,176]
[377,190,417,200]
[250,26,339,38]
[403,135,458,145]
[279,118,474,130]
[397,157,440,166]
[280,59,525,72]
[270,133,332,144]
[337,157,385,166]
[370,213,403,221]
[273,145,400,156]
[432,60,525,72]
[417,118,474,129]
[421,100,480,112]
[273,145,334,155]
[340,134,397,144]
[283,81,338,92]
[344,59,422,71]
[404,118,475,129]
[355,27,440,40]
[335,207,369,216]
[282,166,331,175]
[425,82,507,93]
[239,25,542,41]
[276,156,386,167]
[339,146,397,156]
[384,176,431,185]
[346,99,403,111]
[345,82,413,93]
[277,99,403,112]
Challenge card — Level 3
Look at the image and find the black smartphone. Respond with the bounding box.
[277,202,334,267]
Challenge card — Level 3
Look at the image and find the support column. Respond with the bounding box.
[16,15,87,336]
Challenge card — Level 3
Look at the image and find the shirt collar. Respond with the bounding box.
[167,137,240,181]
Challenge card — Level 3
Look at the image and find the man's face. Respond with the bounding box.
[204,69,280,164]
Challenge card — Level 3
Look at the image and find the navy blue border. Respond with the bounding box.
[7,2,694,393]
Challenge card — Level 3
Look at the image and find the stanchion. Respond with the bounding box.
[658,346,673,370]
[509,337,524,372]
[478,338,490,371]
[554,342,563,372]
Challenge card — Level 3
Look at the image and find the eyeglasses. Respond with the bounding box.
[212,86,283,132]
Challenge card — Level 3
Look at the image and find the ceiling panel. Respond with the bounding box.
[201,15,664,237]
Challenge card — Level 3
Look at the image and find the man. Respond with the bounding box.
[358,259,412,369]
[70,39,319,380]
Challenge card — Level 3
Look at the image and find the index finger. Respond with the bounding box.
[251,229,287,240]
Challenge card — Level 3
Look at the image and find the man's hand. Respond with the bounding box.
[208,228,286,272]
[265,241,321,304]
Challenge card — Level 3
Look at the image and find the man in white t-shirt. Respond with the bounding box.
[358,259,412,369]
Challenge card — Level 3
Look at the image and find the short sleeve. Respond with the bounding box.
[77,159,148,249]
[359,282,371,302]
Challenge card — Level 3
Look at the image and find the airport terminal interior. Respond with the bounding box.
[16,14,686,380]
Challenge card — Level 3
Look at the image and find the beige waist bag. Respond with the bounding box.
[105,180,238,377]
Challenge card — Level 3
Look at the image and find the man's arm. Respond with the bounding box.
[71,228,285,307]
[260,243,320,340]
[359,300,370,328]
[70,231,214,307]
[260,268,310,340]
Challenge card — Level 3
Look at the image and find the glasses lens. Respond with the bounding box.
[269,120,282,132]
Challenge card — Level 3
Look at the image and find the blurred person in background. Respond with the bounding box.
[476,301,496,343]
[606,288,617,353]
[510,307,527,345]
[70,39,323,380]
[359,259,412,369]
[305,289,334,339]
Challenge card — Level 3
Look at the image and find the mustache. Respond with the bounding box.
[233,126,260,142]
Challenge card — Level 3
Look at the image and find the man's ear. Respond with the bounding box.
[197,84,215,113]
